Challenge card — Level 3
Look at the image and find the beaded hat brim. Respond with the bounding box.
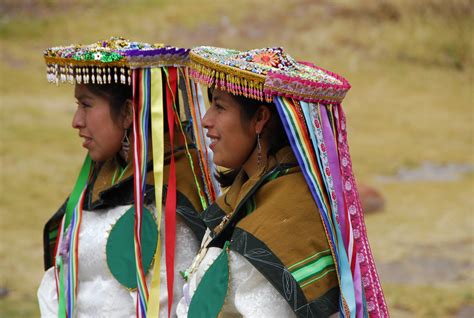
[44,36,189,85]
[189,46,350,103]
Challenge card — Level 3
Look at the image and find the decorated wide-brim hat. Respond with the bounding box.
[188,46,388,318]
[189,46,350,103]
[44,36,189,85]
[43,37,208,318]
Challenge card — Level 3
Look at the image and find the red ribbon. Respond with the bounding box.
[164,67,178,318]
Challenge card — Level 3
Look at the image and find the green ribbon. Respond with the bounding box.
[57,154,92,318]
[64,155,92,228]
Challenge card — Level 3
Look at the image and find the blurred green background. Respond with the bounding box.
[1,0,473,317]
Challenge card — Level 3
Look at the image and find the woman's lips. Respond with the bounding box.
[80,135,92,149]
[207,135,219,150]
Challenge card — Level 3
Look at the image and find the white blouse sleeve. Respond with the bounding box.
[176,248,297,318]
[159,214,200,317]
[223,251,297,318]
[37,266,58,317]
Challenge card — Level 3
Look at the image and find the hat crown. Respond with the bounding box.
[44,36,164,63]
[190,46,350,103]
[44,37,189,85]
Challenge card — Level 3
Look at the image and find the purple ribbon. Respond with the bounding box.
[125,47,189,57]
[320,105,364,317]
[320,106,348,244]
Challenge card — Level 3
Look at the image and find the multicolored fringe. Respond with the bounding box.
[314,104,367,317]
[132,68,151,317]
[274,96,388,317]
[45,64,132,86]
[184,70,221,201]
[188,49,350,104]
[176,68,209,211]
[54,155,92,318]
[305,102,364,317]
[188,55,267,102]
[274,97,355,317]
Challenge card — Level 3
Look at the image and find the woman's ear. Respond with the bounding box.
[122,100,133,129]
[255,105,271,134]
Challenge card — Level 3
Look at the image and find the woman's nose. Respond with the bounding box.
[202,110,212,129]
[72,108,85,129]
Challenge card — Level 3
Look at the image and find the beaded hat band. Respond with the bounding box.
[189,46,350,103]
[44,36,189,85]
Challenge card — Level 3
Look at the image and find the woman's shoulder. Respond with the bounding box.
[231,167,340,317]
[262,166,310,198]
[237,167,326,240]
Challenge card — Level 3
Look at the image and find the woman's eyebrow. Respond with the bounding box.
[75,93,94,101]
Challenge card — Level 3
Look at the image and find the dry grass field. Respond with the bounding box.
[1,0,473,316]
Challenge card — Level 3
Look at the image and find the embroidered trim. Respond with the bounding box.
[188,46,351,104]
[231,229,340,317]
[44,37,190,85]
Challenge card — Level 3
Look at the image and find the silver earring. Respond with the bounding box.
[120,130,130,162]
[257,133,262,168]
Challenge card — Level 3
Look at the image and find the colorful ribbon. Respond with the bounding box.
[55,154,92,318]
[132,68,151,317]
[312,103,365,317]
[176,69,208,211]
[163,67,178,318]
[274,96,356,317]
[275,96,388,317]
[333,105,389,317]
[186,77,221,201]
[147,67,165,317]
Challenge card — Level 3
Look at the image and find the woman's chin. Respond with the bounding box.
[212,158,228,169]
[88,151,108,163]
[88,153,101,162]
[213,158,240,170]
[212,158,223,167]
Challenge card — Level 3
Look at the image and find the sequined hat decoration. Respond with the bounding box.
[44,36,190,85]
[189,46,350,103]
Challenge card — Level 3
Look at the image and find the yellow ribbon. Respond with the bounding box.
[147,67,164,316]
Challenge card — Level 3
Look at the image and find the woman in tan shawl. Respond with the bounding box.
[176,46,388,318]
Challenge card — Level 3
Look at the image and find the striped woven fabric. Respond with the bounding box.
[288,249,336,288]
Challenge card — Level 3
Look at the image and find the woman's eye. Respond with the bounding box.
[77,101,91,108]
[215,104,224,111]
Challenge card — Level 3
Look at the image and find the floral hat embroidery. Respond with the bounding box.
[189,46,351,103]
[44,36,189,85]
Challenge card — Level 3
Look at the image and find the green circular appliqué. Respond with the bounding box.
[106,206,158,289]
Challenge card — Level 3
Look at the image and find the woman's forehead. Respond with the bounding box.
[74,84,102,100]
[74,84,93,98]
[211,89,235,103]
